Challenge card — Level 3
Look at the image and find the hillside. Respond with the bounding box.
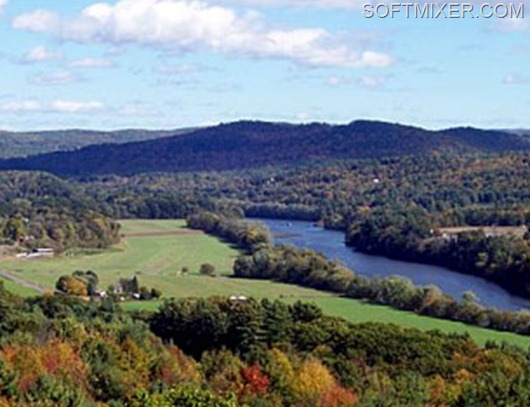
[0,120,528,176]
[0,128,195,159]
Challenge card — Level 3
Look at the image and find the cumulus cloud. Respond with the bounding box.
[0,99,104,113]
[69,57,114,68]
[21,46,62,63]
[12,0,393,68]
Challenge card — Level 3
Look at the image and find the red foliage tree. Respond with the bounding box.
[241,364,270,396]
[317,383,358,407]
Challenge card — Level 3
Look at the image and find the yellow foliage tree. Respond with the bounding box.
[118,338,152,394]
[56,275,88,296]
[293,358,335,405]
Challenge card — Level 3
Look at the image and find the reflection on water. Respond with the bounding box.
[255,218,530,312]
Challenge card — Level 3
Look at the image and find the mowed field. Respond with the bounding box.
[1,219,530,348]
[0,219,331,300]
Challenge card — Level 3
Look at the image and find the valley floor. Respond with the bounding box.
[1,219,530,347]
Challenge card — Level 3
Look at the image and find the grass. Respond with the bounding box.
[1,219,530,348]
[0,219,331,301]
[0,277,40,297]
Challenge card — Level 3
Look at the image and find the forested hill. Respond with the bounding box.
[0,128,195,159]
[0,120,528,176]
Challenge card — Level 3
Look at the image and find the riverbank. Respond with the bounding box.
[259,218,530,312]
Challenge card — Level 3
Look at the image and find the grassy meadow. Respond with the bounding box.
[2,219,530,348]
[0,219,331,301]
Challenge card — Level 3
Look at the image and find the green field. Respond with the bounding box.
[0,220,331,301]
[2,219,530,348]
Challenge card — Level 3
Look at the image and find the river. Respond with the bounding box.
[255,218,530,312]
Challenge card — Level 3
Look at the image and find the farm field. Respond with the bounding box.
[2,219,530,348]
[0,219,332,301]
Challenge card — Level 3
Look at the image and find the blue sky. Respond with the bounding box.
[0,0,528,131]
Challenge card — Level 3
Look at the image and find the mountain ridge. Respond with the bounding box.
[0,128,197,159]
[0,120,528,176]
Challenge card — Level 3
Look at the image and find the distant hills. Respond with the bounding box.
[0,128,195,159]
[0,120,528,176]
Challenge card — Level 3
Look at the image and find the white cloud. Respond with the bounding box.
[0,0,8,15]
[12,0,393,69]
[51,100,104,112]
[22,46,62,63]
[12,9,59,31]
[31,70,80,86]
[0,100,42,112]
[0,99,104,113]
[493,17,530,33]
[69,57,114,68]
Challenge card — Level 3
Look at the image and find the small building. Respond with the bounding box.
[16,248,55,259]
[230,295,248,302]
[36,248,54,255]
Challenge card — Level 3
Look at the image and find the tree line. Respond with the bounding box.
[346,207,530,298]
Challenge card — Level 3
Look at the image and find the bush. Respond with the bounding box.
[200,263,217,277]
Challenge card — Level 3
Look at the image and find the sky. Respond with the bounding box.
[0,0,529,131]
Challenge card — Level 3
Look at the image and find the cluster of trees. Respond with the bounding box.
[187,212,271,253]
[55,273,162,301]
[150,296,530,406]
[0,210,120,252]
[346,208,530,297]
[0,285,209,405]
[0,172,120,251]
[56,270,100,296]
[97,152,528,227]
